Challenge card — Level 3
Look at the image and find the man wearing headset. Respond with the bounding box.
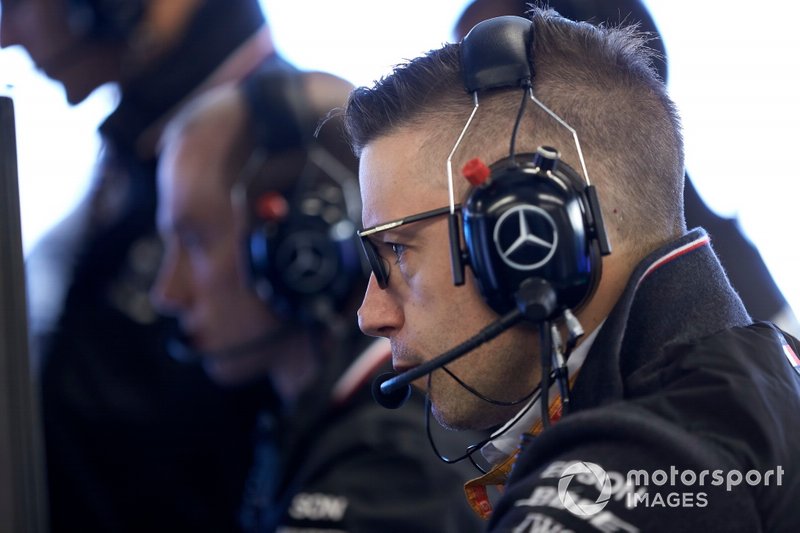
[1,0,278,530]
[453,0,800,340]
[151,65,484,532]
[346,6,800,531]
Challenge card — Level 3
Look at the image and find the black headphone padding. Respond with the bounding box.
[460,15,534,92]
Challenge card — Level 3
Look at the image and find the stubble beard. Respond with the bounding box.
[426,367,531,432]
[391,331,538,432]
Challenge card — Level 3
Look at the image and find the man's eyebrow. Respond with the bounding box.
[372,222,435,245]
[360,205,460,237]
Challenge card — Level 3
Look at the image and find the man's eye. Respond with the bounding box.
[389,243,407,264]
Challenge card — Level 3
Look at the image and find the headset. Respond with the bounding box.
[237,62,365,327]
[66,0,145,41]
[449,15,611,317]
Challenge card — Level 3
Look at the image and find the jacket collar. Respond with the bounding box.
[571,228,751,410]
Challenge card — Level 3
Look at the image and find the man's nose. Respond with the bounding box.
[357,274,403,338]
[149,252,191,316]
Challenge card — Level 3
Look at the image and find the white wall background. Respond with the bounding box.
[2,0,799,313]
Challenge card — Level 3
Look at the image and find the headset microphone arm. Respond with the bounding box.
[376,277,558,407]
[379,307,524,397]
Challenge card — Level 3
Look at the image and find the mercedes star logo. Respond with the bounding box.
[278,231,336,293]
[493,205,558,271]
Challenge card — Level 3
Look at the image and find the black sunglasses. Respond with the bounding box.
[357,205,461,289]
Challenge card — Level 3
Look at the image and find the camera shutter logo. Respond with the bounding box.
[493,205,558,271]
[557,461,612,516]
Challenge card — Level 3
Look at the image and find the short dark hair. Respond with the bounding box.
[345,6,685,256]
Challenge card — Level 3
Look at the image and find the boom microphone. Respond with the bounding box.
[372,277,557,409]
[373,308,523,408]
[371,372,412,409]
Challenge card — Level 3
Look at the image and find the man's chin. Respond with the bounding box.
[430,399,494,432]
[430,388,522,432]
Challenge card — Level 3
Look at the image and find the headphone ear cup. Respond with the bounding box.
[463,152,600,316]
[239,65,364,325]
[245,185,363,323]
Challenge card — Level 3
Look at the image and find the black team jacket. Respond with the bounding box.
[239,335,485,532]
[489,228,800,532]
